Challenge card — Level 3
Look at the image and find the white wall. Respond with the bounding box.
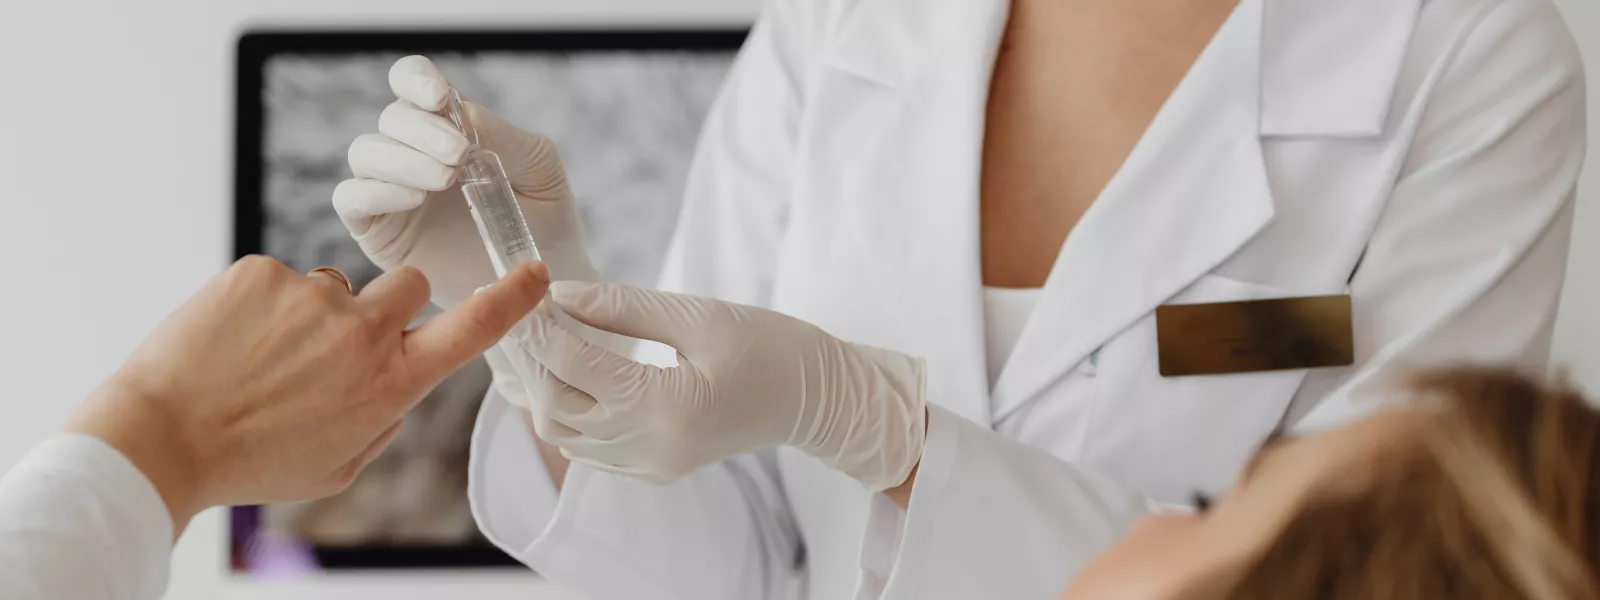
[0,2,757,599]
[1552,0,1600,394]
[0,1,1596,599]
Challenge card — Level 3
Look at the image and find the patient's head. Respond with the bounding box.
[1064,368,1600,600]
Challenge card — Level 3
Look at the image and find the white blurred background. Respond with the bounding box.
[0,0,1593,599]
[0,2,757,599]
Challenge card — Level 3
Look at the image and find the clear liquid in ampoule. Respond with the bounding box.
[460,148,540,277]
[448,89,542,277]
[446,85,607,349]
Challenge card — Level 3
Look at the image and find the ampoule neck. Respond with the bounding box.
[445,88,480,148]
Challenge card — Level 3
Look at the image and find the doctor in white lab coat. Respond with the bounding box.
[333,0,1588,597]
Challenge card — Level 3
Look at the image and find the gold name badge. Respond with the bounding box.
[1155,295,1354,377]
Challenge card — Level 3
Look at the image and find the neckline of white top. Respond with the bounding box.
[982,286,1045,390]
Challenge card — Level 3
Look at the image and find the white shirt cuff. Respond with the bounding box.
[0,434,174,600]
[467,393,693,598]
[467,390,563,559]
[854,404,961,599]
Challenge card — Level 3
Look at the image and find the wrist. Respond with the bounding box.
[883,458,920,509]
[795,342,928,492]
[65,381,205,538]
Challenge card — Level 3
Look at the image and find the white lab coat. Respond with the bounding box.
[469,0,1587,598]
[0,435,173,600]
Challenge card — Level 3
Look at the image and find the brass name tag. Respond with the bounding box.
[1155,295,1354,377]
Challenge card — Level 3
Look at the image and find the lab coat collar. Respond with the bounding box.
[827,0,1421,137]
[818,0,1420,425]
[990,0,1276,417]
[1259,0,1422,136]
[822,0,947,89]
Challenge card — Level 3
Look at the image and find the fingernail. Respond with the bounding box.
[527,262,551,284]
[473,285,490,296]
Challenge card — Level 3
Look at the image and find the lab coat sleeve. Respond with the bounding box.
[868,406,1149,600]
[469,391,802,600]
[466,2,821,598]
[1287,0,1588,432]
[0,434,174,600]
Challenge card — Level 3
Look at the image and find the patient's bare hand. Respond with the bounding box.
[66,256,550,536]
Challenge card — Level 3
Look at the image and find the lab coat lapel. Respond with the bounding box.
[817,0,1010,427]
[1260,0,1421,136]
[990,0,1276,418]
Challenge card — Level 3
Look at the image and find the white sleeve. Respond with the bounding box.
[469,396,801,600]
[1287,0,1587,432]
[863,407,1149,600]
[0,434,174,600]
[467,2,824,598]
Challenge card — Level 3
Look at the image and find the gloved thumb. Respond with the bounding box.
[549,281,720,353]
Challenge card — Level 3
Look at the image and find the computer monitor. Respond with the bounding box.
[232,28,744,574]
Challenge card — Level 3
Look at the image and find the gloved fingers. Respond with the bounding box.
[536,426,633,468]
[529,413,657,482]
[389,55,451,111]
[348,133,456,192]
[331,178,427,234]
[378,99,470,166]
[528,361,629,441]
[560,451,629,475]
[525,409,586,447]
[539,423,689,485]
[493,311,633,439]
[384,56,568,198]
[546,281,718,353]
[505,352,595,448]
[519,301,660,405]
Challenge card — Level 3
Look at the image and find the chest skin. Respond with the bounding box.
[978,0,1242,288]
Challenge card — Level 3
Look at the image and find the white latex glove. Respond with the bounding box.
[332,55,597,309]
[503,281,928,492]
[334,55,631,419]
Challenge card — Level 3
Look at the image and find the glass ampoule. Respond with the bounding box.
[445,88,542,277]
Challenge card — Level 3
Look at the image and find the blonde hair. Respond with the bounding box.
[1227,368,1600,600]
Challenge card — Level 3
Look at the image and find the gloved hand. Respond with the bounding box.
[503,281,928,492]
[332,55,597,308]
[334,55,631,419]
